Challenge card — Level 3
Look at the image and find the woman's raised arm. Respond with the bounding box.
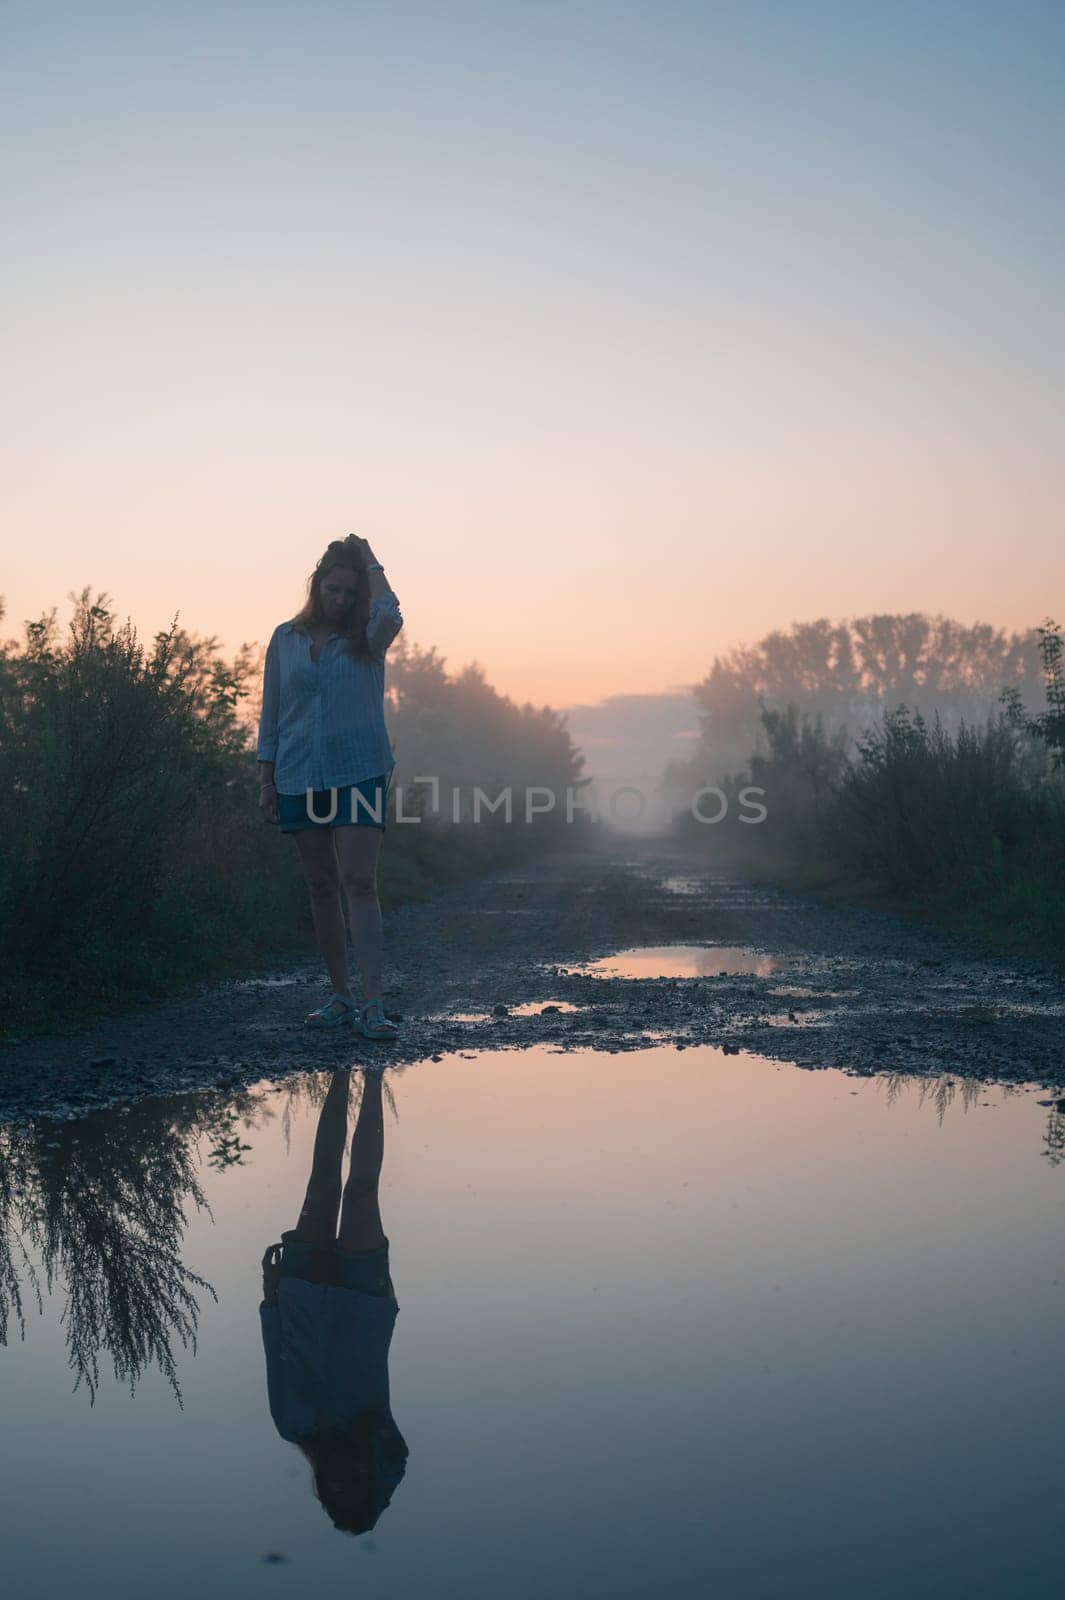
[351,537,404,658]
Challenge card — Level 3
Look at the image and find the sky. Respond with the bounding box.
[1,0,1062,709]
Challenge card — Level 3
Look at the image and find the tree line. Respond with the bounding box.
[665,613,1065,964]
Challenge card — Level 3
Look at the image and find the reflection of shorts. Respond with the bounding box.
[279,1230,393,1297]
[277,769,392,834]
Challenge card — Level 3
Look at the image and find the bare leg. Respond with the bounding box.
[292,826,353,1018]
[334,825,385,1005]
[292,1070,351,1240]
[338,1071,387,1253]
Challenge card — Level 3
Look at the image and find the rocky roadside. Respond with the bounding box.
[2,830,1064,1125]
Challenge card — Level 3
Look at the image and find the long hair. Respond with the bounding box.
[291,536,374,662]
[296,1416,409,1535]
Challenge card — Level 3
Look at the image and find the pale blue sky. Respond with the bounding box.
[2,1,1062,703]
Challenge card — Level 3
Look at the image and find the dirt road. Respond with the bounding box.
[2,831,1063,1124]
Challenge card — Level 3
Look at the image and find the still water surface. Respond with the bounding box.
[558,944,781,978]
[1,1044,1063,1599]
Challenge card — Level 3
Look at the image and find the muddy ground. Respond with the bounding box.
[2,831,1064,1125]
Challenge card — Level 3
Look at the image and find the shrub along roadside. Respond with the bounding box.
[0,590,593,1040]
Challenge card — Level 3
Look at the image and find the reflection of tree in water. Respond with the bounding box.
[0,1100,217,1403]
[0,1131,39,1346]
[1040,1097,1065,1167]
[877,1071,1065,1164]
[273,1068,400,1154]
[880,1072,986,1121]
[0,1073,403,1406]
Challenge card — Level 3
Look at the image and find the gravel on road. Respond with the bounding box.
[2,832,1063,1124]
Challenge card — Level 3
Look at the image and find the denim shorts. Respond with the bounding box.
[279,1230,394,1297]
[278,770,392,834]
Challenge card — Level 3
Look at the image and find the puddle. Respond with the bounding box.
[558,944,781,978]
[428,998,582,1024]
[1,1047,1063,1598]
[431,1011,492,1024]
[435,1002,581,1023]
[509,1000,581,1017]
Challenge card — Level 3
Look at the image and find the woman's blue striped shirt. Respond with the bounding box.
[256,591,404,793]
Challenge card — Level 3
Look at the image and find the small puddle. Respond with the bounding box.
[509,1000,581,1016]
[437,1002,583,1022]
[558,944,781,978]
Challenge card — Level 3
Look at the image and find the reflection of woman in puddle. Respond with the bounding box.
[260,1068,407,1534]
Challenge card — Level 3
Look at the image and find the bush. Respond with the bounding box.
[832,707,1028,897]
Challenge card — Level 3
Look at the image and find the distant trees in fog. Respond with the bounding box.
[666,612,1047,794]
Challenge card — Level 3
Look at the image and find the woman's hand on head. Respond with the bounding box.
[262,1243,282,1303]
[344,533,377,565]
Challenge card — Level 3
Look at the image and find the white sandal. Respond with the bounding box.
[354,999,400,1040]
[304,991,357,1028]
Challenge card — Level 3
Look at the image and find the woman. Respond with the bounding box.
[260,1068,408,1536]
[256,534,404,1037]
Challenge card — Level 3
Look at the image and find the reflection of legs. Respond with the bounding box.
[292,1071,351,1240]
[338,1072,386,1252]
